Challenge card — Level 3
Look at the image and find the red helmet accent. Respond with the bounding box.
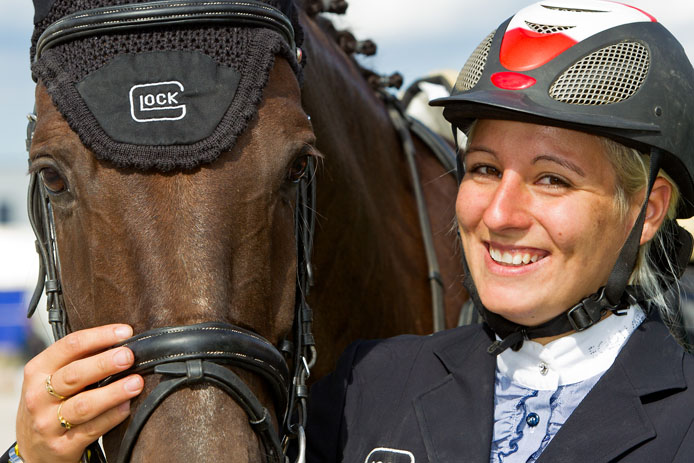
[491,72,537,90]
[500,28,577,71]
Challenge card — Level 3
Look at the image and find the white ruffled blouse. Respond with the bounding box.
[489,307,646,463]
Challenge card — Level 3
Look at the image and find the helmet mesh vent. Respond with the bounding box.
[454,31,494,92]
[541,5,607,13]
[549,41,650,105]
[525,21,575,34]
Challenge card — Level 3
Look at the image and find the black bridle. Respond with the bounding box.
[26,2,316,462]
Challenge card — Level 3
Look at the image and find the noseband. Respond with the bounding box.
[26,2,316,462]
[102,323,291,463]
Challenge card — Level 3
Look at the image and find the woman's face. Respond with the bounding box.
[456,119,639,326]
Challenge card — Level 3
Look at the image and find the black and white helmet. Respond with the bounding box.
[432,0,694,217]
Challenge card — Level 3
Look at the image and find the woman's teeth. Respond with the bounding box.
[489,247,541,266]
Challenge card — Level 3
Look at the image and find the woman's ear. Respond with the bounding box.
[640,177,673,245]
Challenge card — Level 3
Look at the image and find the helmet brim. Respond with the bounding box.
[431,90,660,134]
[431,90,694,218]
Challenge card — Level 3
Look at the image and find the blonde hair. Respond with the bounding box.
[600,138,687,347]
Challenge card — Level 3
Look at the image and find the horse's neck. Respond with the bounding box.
[301,14,419,275]
[300,19,403,187]
[300,14,437,376]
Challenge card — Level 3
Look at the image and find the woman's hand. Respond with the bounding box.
[15,324,144,463]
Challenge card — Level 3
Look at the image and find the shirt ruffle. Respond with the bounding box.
[491,374,602,462]
[490,306,646,462]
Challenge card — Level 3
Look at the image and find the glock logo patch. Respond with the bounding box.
[129,81,186,122]
[365,447,415,463]
[78,50,240,145]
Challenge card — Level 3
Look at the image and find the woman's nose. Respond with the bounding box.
[482,172,532,232]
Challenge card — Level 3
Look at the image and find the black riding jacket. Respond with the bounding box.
[305,313,694,462]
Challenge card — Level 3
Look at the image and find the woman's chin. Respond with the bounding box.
[486,307,543,326]
[480,296,562,327]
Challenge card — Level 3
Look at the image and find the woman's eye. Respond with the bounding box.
[537,175,570,188]
[39,167,67,194]
[288,155,310,183]
[470,165,502,178]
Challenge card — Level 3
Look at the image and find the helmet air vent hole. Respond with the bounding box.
[524,21,575,34]
[454,31,494,92]
[549,41,650,105]
[540,5,608,13]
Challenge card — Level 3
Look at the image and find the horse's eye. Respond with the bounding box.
[39,167,67,194]
[288,155,310,183]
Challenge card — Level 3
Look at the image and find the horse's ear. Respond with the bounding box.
[276,0,303,48]
[33,0,56,24]
[277,0,295,16]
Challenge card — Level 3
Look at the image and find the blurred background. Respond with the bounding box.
[1,0,693,447]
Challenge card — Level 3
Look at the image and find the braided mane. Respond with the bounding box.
[299,0,404,90]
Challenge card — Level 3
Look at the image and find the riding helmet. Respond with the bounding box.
[432,0,694,217]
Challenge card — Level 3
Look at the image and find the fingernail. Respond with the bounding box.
[113,348,132,367]
[114,325,133,339]
[118,401,131,413]
[124,376,143,393]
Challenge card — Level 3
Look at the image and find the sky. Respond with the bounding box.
[1,0,694,223]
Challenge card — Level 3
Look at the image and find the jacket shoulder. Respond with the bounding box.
[305,324,490,462]
[346,323,490,376]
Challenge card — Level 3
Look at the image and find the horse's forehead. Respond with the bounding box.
[30,0,303,173]
[31,84,87,154]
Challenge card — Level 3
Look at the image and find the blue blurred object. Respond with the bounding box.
[0,290,29,352]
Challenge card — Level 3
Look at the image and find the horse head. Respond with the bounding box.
[28,1,316,461]
[25,0,468,461]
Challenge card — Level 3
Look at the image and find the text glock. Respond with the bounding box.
[129,81,187,122]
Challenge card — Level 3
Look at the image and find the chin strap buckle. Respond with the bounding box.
[567,287,609,332]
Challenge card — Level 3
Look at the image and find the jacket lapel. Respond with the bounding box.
[536,359,654,462]
[414,326,497,463]
[538,317,686,462]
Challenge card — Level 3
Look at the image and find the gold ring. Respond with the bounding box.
[57,401,73,430]
[45,374,68,400]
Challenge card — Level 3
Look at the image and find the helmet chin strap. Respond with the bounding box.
[458,146,664,355]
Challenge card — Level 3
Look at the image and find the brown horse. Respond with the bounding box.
[301,12,466,379]
[26,0,466,461]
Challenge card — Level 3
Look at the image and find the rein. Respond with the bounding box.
[380,89,457,332]
[26,2,315,463]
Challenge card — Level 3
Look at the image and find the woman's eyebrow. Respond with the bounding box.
[533,154,586,177]
[465,144,497,156]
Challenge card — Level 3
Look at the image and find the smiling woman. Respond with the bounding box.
[305,1,694,462]
[458,120,652,328]
[460,121,682,337]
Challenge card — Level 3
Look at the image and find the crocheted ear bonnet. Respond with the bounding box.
[30,0,304,171]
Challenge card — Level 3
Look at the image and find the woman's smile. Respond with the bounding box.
[486,242,548,267]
